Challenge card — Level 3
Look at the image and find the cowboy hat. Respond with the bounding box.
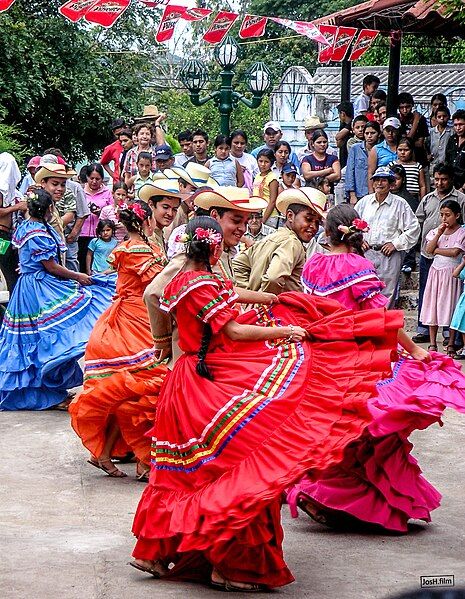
[34,163,76,183]
[301,116,327,131]
[138,178,189,203]
[164,163,218,189]
[193,187,267,213]
[276,187,327,219]
[134,105,159,122]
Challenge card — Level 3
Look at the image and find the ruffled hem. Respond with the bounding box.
[132,293,402,562]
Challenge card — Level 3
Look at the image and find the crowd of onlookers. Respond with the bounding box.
[1,77,465,350]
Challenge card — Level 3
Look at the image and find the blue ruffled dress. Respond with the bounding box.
[0,220,116,410]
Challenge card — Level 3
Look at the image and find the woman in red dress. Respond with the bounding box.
[130,215,403,590]
[70,201,168,480]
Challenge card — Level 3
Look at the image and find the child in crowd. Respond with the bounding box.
[86,219,118,275]
[450,256,465,359]
[390,164,418,273]
[278,163,301,193]
[346,115,368,152]
[205,135,244,187]
[127,152,156,198]
[390,136,426,200]
[429,105,452,176]
[100,183,130,243]
[253,148,280,228]
[419,200,465,355]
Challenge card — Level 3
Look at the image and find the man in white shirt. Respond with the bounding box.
[356,166,420,308]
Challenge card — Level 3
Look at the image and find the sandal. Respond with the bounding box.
[136,462,150,482]
[427,345,438,352]
[128,559,167,578]
[224,581,267,592]
[87,458,127,478]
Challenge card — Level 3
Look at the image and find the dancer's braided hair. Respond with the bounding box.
[325,204,365,256]
[118,200,153,248]
[27,189,63,265]
[184,216,224,381]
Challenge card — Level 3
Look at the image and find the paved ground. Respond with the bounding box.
[1,407,464,599]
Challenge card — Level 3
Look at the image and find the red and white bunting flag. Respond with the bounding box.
[317,24,338,63]
[138,0,169,7]
[83,0,130,27]
[239,14,268,39]
[0,0,16,11]
[330,26,358,62]
[271,18,330,46]
[58,0,98,22]
[181,7,212,22]
[203,11,239,44]
[348,29,379,61]
[155,4,185,42]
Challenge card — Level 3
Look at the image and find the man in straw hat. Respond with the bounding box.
[138,178,185,259]
[233,187,326,295]
[143,187,276,365]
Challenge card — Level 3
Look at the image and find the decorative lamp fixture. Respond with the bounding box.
[246,62,272,95]
[179,59,208,93]
[214,35,240,69]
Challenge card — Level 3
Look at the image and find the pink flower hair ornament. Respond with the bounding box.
[175,227,223,247]
[337,218,369,239]
[131,203,146,221]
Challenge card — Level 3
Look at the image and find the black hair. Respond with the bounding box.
[214,134,230,148]
[372,89,387,101]
[96,219,116,237]
[192,129,209,143]
[374,101,387,112]
[256,148,275,165]
[362,74,380,88]
[307,177,330,193]
[397,92,414,107]
[208,206,232,218]
[311,129,329,143]
[148,194,180,208]
[87,162,105,180]
[274,140,291,154]
[353,115,369,126]
[431,93,447,107]
[78,165,89,185]
[118,128,133,139]
[452,109,465,121]
[118,200,152,247]
[43,148,64,158]
[440,199,462,223]
[178,130,193,143]
[185,216,224,381]
[435,105,451,117]
[230,129,248,144]
[390,164,407,188]
[110,117,126,131]
[137,151,152,163]
[287,203,319,217]
[326,204,365,256]
[433,162,454,179]
[364,121,381,135]
[337,101,354,118]
[397,136,415,153]
[113,181,128,193]
[28,189,64,264]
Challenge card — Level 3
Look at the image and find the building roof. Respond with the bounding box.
[314,0,464,36]
[313,63,465,104]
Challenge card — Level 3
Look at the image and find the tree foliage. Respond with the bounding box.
[0,124,27,163]
[0,0,166,162]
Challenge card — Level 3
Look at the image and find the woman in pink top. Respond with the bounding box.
[78,163,113,272]
[287,204,465,533]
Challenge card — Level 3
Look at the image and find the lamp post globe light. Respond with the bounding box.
[180,35,272,136]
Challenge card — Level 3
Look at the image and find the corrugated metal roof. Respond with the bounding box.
[313,63,465,104]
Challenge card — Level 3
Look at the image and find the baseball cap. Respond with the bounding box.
[263,121,281,134]
[154,144,174,160]
[27,156,41,169]
[371,166,395,181]
[282,163,298,175]
[382,117,401,130]
[40,154,67,166]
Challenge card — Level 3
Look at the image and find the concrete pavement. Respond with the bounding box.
[1,410,464,599]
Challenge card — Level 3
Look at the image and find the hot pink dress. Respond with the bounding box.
[287,252,465,532]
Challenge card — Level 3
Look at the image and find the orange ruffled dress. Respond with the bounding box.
[70,240,168,464]
[132,271,402,587]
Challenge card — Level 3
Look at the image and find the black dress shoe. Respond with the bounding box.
[412,333,430,343]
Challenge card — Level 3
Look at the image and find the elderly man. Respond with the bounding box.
[251,121,300,169]
[233,187,326,295]
[413,162,465,342]
[356,166,420,308]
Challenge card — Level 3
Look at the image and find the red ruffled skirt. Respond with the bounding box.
[132,293,402,586]
[70,294,167,464]
[287,352,465,532]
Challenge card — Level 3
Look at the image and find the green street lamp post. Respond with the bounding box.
[179,35,272,136]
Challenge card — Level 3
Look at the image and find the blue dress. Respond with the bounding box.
[0,220,116,410]
[450,268,465,333]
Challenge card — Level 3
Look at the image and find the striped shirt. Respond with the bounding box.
[390,160,423,197]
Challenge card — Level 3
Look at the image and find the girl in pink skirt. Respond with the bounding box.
[419,199,465,355]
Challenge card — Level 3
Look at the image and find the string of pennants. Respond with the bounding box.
[0,0,380,62]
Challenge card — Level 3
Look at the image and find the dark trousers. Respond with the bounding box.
[78,236,92,273]
[0,230,19,293]
[417,254,433,333]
